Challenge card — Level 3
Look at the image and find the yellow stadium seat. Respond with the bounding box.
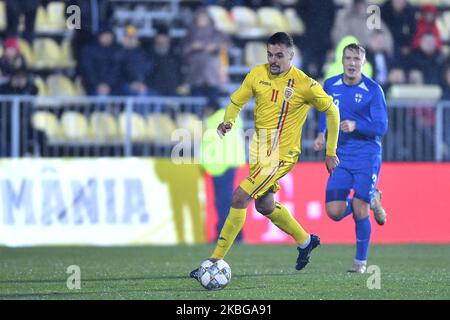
[33,38,63,68]
[34,6,49,32]
[257,7,290,34]
[18,38,35,68]
[46,2,66,31]
[31,111,63,139]
[34,76,48,96]
[436,16,449,42]
[176,113,202,135]
[388,85,442,100]
[46,74,78,96]
[207,6,236,35]
[118,112,147,141]
[90,112,119,140]
[244,41,267,67]
[61,40,76,68]
[0,2,6,31]
[230,6,266,38]
[147,113,177,143]
[284,8,305,35]
[60,111,91,140]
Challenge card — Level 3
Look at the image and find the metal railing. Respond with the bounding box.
[0,95,449,161]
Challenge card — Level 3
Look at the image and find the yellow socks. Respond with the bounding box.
[211,207,246,260]
[266,202,309,244]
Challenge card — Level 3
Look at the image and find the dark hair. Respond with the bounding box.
[343,43,366,56]
[267,32,294,49]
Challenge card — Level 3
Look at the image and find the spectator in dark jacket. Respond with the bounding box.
[80,28,122,95]
[381,0,416,60]
[66,0,114,74]
[407,33,445,85]
[297,0,336,78]
[0,67,47,157]
[365,30,395,88]
[147,28,182,96]
[0,37,27,86]
[119,25,153,96]
[5,0,41,43]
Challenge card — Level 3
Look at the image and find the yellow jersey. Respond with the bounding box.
[224,64,340,163]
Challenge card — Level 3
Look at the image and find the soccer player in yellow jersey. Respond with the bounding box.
[190,32,340,280]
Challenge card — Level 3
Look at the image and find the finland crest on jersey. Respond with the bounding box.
[284,87,294,102]
[355,93,363,103]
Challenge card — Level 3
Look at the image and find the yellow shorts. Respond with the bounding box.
[239,160,295,199]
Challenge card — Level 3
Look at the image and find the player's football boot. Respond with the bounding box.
[347,260,367,273]
[371,189,387,226]
[189,268,200,281]
[296,234,320,270]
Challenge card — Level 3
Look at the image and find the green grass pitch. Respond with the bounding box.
[1,244,449,300]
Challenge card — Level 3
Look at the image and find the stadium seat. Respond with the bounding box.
[61,40,76,68]
[257,7,290,34]
[147,113,177,143]
[90,112,120,140]
[46,2,66,32]
[18,38,35,68]
[284,8,305,36]
[207,5,236,35]
[176,113,202,136]
[244,41,267,67]
[46,74,78,96]
[230,6,266,38]
[34,6,49,32]
[31,111,63,139]
[0,1,6,31]
[118,112,147,141]
[60,111,91,140]
[34,76,48,96]
[33,38,63,68]
[388,85,442,100]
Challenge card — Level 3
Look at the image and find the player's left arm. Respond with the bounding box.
[343,85,388,137]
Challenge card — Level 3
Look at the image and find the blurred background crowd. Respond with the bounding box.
[0,0,449,161]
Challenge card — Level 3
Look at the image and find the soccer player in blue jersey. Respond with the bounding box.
[314,43,388,273]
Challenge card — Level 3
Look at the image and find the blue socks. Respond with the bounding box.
[355,216,371,262]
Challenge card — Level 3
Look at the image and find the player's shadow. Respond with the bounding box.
[154,160,205,244]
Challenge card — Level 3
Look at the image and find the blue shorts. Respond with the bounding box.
[325,164,381,204]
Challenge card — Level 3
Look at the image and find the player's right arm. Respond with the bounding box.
[314,80,330,151]
[218,69,255,137]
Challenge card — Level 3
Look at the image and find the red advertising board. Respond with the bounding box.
[205,163,450,244]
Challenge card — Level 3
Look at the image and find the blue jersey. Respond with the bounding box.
[318,74,388,169]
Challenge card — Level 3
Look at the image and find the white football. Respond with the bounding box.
[197,259,231,291]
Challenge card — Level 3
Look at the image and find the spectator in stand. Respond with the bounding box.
[182,9,229,101]
[119,25,153,96]
[0,37,27,86]
[0,67,47,157]
[366,30,395,89]
[440,65,450,160]
[80,27,122,96]
[297,0,336,79]
[381,0,416,61]
[66,0,114,74]
[407,33,445,85]
[332,0,394,53]
[412,4,442,52]
[146,27,182,96]
[384,66,406,93]
[5,0,41,44]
